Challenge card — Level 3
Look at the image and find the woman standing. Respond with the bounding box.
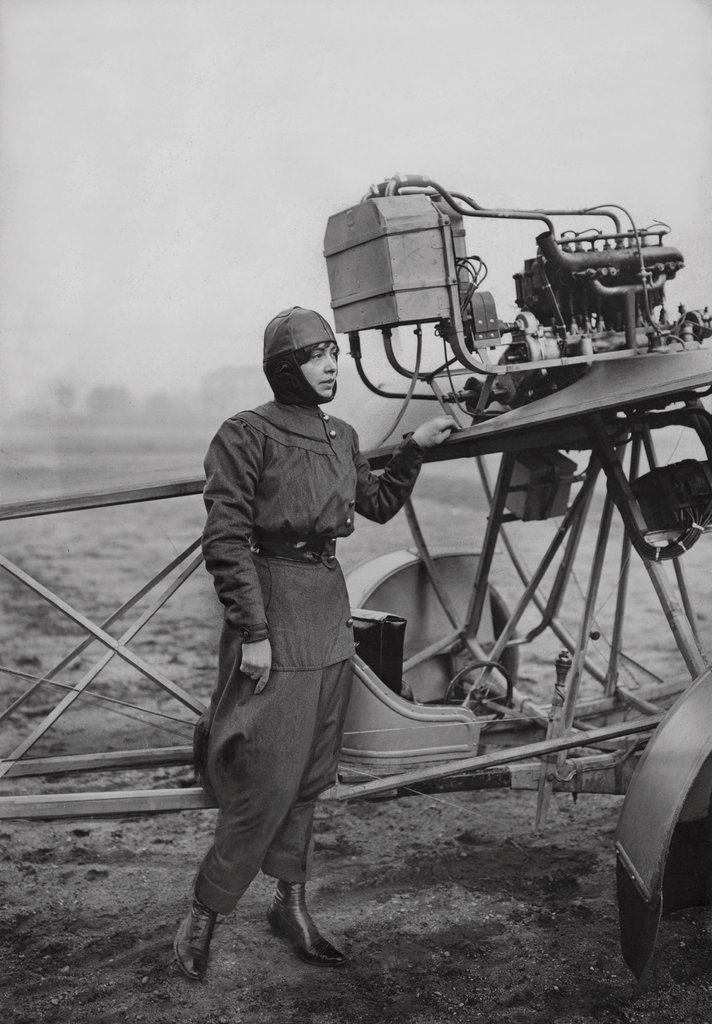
[174,306,455,980]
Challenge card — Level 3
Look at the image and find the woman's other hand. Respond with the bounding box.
[240,638,272,693]
[411,416,459,450]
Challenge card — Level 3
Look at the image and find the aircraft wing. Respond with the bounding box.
[368,348,712,467]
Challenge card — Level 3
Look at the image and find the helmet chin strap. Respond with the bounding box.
[264,352,337,406]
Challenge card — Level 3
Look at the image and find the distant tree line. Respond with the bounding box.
[15,365,270,428]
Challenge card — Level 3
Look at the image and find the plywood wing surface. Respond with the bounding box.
[448,349,712,446]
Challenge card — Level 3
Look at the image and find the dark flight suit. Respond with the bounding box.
[194,400,424,914]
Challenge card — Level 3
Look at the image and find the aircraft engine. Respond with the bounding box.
[324,174,712,417]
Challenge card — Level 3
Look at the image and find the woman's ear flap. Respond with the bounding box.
[272,358,294,378]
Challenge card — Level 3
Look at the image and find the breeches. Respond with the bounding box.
[195,658,353,915]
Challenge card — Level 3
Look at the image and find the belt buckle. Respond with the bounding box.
[320,538,337,568]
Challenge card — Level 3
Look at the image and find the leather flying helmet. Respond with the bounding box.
[263,307,339,406]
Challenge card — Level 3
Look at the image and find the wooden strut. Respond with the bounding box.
[402,496,543,717]
[0,552,206,713]
[0,715,662,820]
[476,445,700,727]
[3,400,710,819]
[0,544,206,781]
[2,746,193,778]
[584,413,709,678]
[0,478,204,521]
[325,715,662,801]
[465,451,516,637]
[406,441,686,746]
[463,458,603,725]
[561,482,617,731]
[605,434,640,696]
[0,538,202,728]
[407,495,550,725]
[469,434,701,781]
[475,456,665,690]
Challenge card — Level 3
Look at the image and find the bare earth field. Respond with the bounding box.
[1,427,712,1024]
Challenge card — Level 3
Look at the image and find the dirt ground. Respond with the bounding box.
[2,431,712,1023]
[3,783,712,1024]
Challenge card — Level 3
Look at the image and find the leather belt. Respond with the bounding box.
[252,535,337,567]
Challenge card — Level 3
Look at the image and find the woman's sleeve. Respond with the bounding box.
[353,431,425,524]
[201,418,269,641]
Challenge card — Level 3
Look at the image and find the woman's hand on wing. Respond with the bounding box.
[411,416,459,450]
[240,638,272,693]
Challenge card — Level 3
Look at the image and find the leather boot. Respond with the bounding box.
[173,897,217,981]
[267,880,346,966]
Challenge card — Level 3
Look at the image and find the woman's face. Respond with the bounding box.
[300,342,339,400]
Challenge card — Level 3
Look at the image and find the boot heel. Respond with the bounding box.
[267,881,347,967]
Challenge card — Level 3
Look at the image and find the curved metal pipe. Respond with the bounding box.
[638,405,712,462]
[589,274,667,298]
[374,327,423,447]
[376,174,624,232]
[452,189,622,233]
[383,330,436,382]
[537,231,682,277]
[348,332,438,402]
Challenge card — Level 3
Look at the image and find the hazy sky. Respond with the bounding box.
[1,0,711,411]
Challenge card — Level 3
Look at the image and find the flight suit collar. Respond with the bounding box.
[250,401,333,442]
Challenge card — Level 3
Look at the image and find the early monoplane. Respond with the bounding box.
[2,173,711,977]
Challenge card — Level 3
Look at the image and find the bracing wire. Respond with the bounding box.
[0,660,541,764]
[338,760,479,814]
[0,662,196,730]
